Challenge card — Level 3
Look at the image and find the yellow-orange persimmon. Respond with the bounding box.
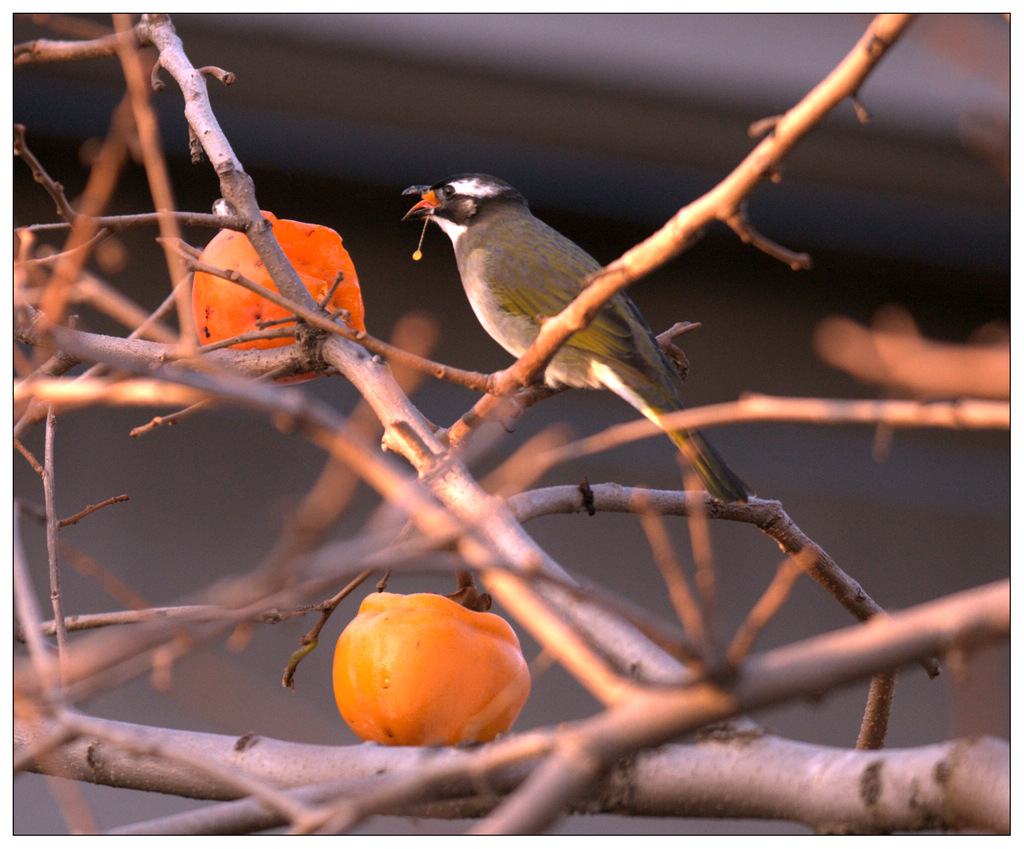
[333,592,531,746]
[192,211,364,357]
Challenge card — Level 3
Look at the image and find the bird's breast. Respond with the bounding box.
[456,254,538,359]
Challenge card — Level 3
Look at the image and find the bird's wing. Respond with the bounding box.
[479,216,662,366]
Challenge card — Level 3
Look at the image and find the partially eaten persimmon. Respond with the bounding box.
[192,211,364,375]
[333,592,531,747]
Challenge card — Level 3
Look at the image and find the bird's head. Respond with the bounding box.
[402,174,527,243]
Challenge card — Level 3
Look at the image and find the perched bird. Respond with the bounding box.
[403,174,749,502]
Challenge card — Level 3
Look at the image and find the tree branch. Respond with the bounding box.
[137,14,318,315]
[506,484,941,677]
[472,579,1005,832]
[14,21,149,66]
[543,394,1009,468]
[445,14,916,448]
[814,308,1010,400]
[15,580,1008,834]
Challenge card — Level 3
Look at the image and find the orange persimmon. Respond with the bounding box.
[333,592,531,746]
[191,211,364,364]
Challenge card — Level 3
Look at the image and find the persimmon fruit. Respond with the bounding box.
[333,592,531,746]
[191,211,364,375]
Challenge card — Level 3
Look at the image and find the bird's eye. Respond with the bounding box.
[440,184,456,198]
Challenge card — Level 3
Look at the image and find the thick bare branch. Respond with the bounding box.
[16,581,1008,834]
[473,579,1005,832]
[136,14,317,315]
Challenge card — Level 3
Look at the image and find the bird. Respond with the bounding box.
[402,173,749,503]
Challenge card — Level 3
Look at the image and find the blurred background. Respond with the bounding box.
[13,13,1009,835]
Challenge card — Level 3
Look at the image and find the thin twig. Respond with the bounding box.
[725,204,812,271]
[113,13,195,349]
[637,502,711,663]
[13,123,79,222]
[281,569,376,691]
[14,438,45,475]
[56,542,151,614]
[681,475,722,662]
[543,394,1010,468]
[14,20,149,65]
[856,671,897,750]
[127,398,216,437]
[727,555,806,666]
[17,209,248,236]
[15,604,299,643]
[43,408,70,676]
[58,494,130,528]
[30,96,132,332]
[196,65,236,86]
[13,506,60,696]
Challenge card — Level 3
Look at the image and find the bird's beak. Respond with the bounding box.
[402,186,440,221]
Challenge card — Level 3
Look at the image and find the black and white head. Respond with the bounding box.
[402,174,528,244]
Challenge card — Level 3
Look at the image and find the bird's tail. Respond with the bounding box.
[590,362,751,502]
[663,425,750,503]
